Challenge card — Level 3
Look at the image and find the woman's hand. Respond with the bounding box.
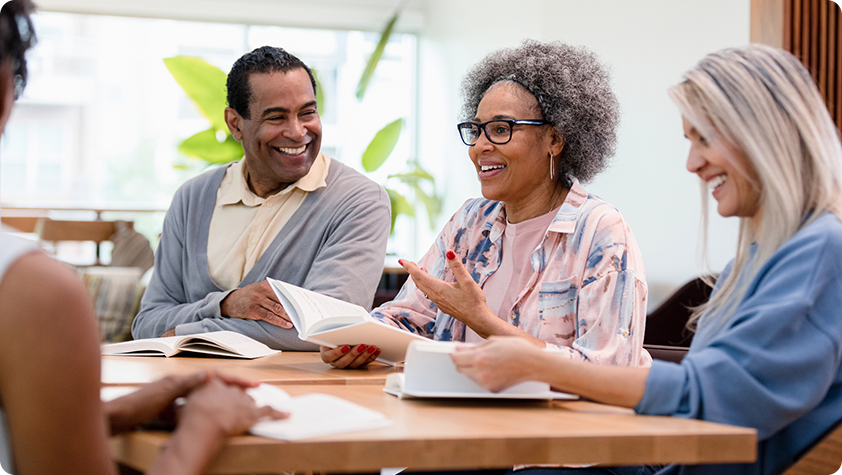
[320,344,381,369]
[106,371,265,435]
[399,250,499,337]
[178,378,287,437]
[147,377,287,475]
[450,337,545,392]
[106,371,212,435]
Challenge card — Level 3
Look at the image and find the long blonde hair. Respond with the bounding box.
[669,44,842,329]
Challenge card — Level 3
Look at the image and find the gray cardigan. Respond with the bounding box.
[131,159,391,350]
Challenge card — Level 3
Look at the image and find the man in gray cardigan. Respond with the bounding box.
[132,46,391,350]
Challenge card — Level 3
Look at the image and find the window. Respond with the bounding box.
[1,12,417,256]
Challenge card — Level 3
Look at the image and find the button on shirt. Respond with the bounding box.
[207,153,330,291]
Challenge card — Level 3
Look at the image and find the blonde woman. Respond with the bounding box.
[452,45,842,475]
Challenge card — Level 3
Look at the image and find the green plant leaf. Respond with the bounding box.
[385,187,414,235]
[355,12,398,101]
[387,169,435,184]
[410,183,443,229]
[362,118,404,172]
[178,128,243,164]
[164,56,228,132]
[312,69,325,116]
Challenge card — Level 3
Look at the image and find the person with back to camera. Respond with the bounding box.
[322,40,651,369]
[451,44,842,475]
[0,2,285,474]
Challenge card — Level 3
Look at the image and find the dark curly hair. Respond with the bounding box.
[0,0,36,99]
[460,40,619,183]
[226,46,316,119]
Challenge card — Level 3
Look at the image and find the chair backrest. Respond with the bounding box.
[645,277,714,347]
[643,344,689,364]
[781,419,842,475]
[35,218,129,242]
[0,215,41,232]
[35,218,133,265]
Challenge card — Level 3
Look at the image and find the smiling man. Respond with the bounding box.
[132,46,391,349]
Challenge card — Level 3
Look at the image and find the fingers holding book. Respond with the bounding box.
[220,280,294,329]
[320,344,381,369]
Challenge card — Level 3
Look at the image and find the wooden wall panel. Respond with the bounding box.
[768,0,842,134]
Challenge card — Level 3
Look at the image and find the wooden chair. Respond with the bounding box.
[644,277,715,363]
[0,215,41,232]
[781,419,842,475]
[35,218,132,265]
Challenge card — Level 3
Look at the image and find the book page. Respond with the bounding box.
[398,341,577,399]
[267,278,370,337]
[307,320,427,365]
[178,331,279,359]
[247,384,391,441]
[101,335,180,357]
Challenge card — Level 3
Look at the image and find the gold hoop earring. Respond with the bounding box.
[549,153,555,181]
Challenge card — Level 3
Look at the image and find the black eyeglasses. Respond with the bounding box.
[456,119,547,146]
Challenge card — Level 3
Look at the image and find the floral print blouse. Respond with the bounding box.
[372,179,651,367]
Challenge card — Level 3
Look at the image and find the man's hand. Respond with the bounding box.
[220,281,293,329]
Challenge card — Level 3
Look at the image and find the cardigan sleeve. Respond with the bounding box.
[131,185,235,340]
[635,224,842,440]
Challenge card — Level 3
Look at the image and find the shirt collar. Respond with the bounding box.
[218,152,330,207]
[546,177,588,234]
[489,177,589,240]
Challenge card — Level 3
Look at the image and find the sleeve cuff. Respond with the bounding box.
[175,321,206,335]
[635,359,688,415]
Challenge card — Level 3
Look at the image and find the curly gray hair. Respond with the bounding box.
[460,40,619,183]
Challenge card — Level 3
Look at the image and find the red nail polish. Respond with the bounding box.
[374,350,381,357]
[398,259,404,266]
[367,346,376,353]
[341,345,351,353]
[357,344,367,352]
[446,250,456,260]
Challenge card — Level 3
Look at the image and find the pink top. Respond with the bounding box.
[466,206,560,343]
[373,178,651,367]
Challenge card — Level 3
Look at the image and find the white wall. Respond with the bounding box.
[417,0,751,306]
[36,0,753,305]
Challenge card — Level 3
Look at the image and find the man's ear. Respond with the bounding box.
[225,107,243,142]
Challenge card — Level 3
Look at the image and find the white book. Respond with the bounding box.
[101,330,279,359]
[384,340,578,400]
[267,278,427,364]
[247,384,391,440]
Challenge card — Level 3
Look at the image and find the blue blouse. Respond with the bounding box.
[636,213,842,475]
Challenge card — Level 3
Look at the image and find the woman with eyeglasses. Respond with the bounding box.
[451,44,842,475]
[322,40,650,369]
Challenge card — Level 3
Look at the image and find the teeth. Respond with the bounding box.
[708,175,727,189]
[276,146,306,155]
[480,164,506,172]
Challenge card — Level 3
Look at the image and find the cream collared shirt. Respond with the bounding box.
[207,153,330,290]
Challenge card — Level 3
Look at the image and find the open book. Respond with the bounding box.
[384,340,577,400]
[101,330,279,359]
[247,384,391,440]
[267,278,426,364]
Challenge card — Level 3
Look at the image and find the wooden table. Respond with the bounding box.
[102,352,396,386]
[110,384,757,474]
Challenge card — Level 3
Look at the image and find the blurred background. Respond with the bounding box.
[1,0,837,310]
